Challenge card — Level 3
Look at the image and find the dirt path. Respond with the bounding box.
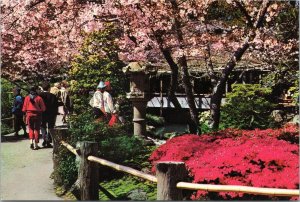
[0,114,65,200]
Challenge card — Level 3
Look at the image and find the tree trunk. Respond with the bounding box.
[210,43,250,129]
[209,1,270,129]
[154,31,182,109]
[210,83,226,130]
[169,0,199,134]
[161,49,181,109]
[178,56,199,134]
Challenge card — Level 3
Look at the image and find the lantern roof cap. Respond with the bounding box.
[123,62,157,74]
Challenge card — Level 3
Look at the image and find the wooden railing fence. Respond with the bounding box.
[59,140,300,201]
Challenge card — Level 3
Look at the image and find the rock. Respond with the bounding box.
[291,114,299,124]
[271,110,284,123]
[146,136,166,146]
[127,189,148,200]
[146,125,155,132]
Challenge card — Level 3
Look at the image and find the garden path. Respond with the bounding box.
[0,113,65,200]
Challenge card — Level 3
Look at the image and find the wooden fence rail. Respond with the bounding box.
[87,156,157,183]
[1,117,14,121]
[1,116,14,129]
[176,182,299,197]
[60,140,300,200]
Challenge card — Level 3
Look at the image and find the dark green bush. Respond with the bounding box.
[100,136,144,165]
[146,114,165,127]
[56,149,78,187]
[1,79,14,119]
[221,84,276,130]
[1,123,14,135]
[68,23,129,114]
[56,111,148,189]
[99,176,157,200]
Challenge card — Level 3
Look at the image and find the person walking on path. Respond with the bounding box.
[90,81,106,121]
[103,81,115,121]
[90,81,115,122]
[60,80,71,124]
[39,82,59,148]
[22,86,46,150]
[12,87,28,138]
[50,82,61,98]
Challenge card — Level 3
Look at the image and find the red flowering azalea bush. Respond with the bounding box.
[149,124,299,200]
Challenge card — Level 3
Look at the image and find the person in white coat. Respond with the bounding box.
[91,81,115,122]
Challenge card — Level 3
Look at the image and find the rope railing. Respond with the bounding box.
[60,140,300,199]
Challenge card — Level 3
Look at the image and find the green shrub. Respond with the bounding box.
[199,111,214,133]
[288,76,299,105]
[221,84,276,130]
[100,136,144,165]
[68,23,129,114]
[56,149,78,187]
[1,123,14,135]
[99,176,157,200]
[57,111,149,188]
[146,114,165,127]
[1,79,14,119]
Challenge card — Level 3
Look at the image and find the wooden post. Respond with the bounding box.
[52,127,69,185]
[156,161,188,200]
[79,141,99,200]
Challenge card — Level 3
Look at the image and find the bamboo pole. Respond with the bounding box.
[176,182,300,197]
[87,156,157,183]
[60,140,80,157]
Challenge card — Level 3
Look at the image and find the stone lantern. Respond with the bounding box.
[123,62,156,137]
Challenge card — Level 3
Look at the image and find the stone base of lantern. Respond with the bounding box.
[132,100,147,137]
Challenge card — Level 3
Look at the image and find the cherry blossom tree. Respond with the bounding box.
[1,0,100,83]
[95,0,297,132]
[1,0,297,132]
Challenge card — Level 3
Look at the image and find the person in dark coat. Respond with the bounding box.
[39,82,59,148]
[12,87,27,138]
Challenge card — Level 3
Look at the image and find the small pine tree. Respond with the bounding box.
[69,23,129,113]
[221,84,276,129]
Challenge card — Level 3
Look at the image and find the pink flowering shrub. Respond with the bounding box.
[149,125,299,200]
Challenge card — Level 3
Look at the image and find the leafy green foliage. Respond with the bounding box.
[146,114,165,127]
[221,84,276,130]
[1,79,14,119]
[269,2,298,42]
[199,111,214,134]
[206,0,245,27]
[288,75,299,105]
[56,148,78,187]
[56,111,150,189]
[261,68,298,100]
[99,176,157,200]
[68,23,129,113]
[68,112,133,144]
[100,136,145,165]
[1,123,14,135]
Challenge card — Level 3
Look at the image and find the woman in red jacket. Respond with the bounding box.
[22,86,46,150]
